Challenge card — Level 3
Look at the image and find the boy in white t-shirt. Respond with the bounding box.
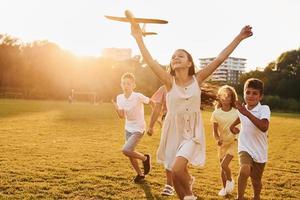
[230,78,271,200]
[112,72,154,183]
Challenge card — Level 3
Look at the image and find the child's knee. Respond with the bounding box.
[171,166,184,178]
[239,164,251,178]
[171,167,182,176]
[121,147,132,156]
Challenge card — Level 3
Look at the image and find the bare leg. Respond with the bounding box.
[166,169,173,186]
[237,164,251,200]
[122,133,146,176]
[220,160,227,188]
[122,133,146,161]
[122,149,146,161]
[221,154,234,181]
[251,178,262,200]
[172,156,193,200]
[129,157,143,176]
[250,162,265,200]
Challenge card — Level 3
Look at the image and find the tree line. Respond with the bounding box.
[1,34,299,111]
[235,48,300,112]
[0,34,164,101]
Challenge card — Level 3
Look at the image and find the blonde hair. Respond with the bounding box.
[214,85,238,109]
[121,72,135,82]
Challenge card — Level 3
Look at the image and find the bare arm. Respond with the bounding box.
[130,23,172,90]
[230,117,241,134]
[111,99,125,119]
[247,115,269,132]
[196,25,253,83]
[213,123,222,146]
[147,103,163,136]
[236,102,269,132]
[148,99,155,108]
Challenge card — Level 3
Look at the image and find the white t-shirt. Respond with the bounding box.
[238,102,271,163]
[211,108,239,144]
[117,92,150,133]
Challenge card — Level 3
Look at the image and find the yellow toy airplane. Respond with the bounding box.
[105,10,168,36]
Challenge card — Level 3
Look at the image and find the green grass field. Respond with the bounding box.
[0,99,299,200]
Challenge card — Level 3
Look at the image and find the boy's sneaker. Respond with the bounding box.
[161,184,175,196]
[133,174,145,183]
[143,154,151,175]
[225,179,234,193]
[218,188,227,196]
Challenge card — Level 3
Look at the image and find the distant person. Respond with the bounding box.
[131,20,253,200]
[112,72,154,183]
[68,89,74,103]
[230,78,271,200]
[211,85,238,196]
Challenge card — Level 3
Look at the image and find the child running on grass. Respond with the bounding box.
[211,85,238,196]
[112,72,154,183]
[130,20,253,199]
[230,78,271,200]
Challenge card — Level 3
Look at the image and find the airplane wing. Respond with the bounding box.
[105,16,168,24]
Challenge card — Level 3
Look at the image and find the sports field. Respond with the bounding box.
[0,99,299,199]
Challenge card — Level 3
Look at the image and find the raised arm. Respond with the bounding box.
[130,23,172,90]
[196,25,253,83]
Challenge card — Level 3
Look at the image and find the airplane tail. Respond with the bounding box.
[142,32,157,36]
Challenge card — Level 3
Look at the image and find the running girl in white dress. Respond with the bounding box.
[130,23,253,200]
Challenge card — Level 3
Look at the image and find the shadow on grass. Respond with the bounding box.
[224,193,235,199]
[138,181,155,199]
[138,180,169,200]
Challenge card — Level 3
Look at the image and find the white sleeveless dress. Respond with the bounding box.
[157,75,206,170]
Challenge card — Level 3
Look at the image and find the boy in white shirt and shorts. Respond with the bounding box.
[230,78,271,200]
[112,72,154,183]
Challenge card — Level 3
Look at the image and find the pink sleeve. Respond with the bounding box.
[151,86,166,103]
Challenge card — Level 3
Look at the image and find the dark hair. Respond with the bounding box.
[170,49,195,76]
[244,78,264,95]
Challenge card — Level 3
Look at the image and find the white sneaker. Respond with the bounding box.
[225,179,234,193]
[218,188,227,196]
[183,195,197,200]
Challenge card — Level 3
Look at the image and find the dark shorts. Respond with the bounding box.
[239,151,266,180]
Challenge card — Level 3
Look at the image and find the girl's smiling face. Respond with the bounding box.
[170,50,192,70]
